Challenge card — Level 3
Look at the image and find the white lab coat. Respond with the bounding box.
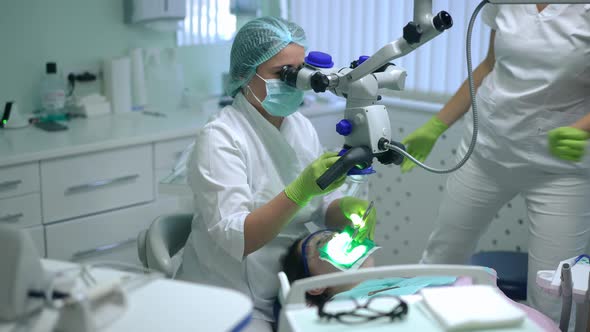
[422,4,590,325]
[176,92,341,321]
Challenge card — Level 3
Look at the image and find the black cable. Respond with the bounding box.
[28,289,70,300]
[67,73,76,97]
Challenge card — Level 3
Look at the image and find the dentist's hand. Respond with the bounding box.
[548,126,590,162]
[285,152,346,207]
[339,197,376,242]
[400,116,449,173]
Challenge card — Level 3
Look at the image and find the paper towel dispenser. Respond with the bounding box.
[125,0,186,30]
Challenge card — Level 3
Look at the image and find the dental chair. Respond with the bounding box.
[277,265,558,332]
[137,213,193,277]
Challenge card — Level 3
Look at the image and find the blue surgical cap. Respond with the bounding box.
[226,16,307,97]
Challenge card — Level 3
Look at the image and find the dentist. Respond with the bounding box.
[176,17,374,332]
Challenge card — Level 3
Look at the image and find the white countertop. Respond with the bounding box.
[0,109,214,168]
[0,96,347,168]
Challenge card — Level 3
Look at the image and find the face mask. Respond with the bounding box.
[247,73,304,117]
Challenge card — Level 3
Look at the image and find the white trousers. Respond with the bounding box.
[421,151,590,323]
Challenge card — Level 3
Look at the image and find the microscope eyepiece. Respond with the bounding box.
[279,65,299,87]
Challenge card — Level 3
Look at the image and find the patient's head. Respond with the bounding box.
[281,230,375,305]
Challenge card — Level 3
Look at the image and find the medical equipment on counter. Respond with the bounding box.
[0,225,162,332]
[277,264,547,332]
[0,101,28,129]
[536,255,590,332]
[0,259,253,332]
[40,62,67,115]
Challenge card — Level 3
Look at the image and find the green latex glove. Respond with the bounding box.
[400,116,449,173]
[285,152,346,207]
[548,126,590,162]
[339,197,376,242]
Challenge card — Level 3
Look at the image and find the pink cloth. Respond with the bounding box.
[453,273,558,331]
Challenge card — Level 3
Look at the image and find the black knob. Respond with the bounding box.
[403,22,423,44]
[310,72,330,93]
[433,11,453,32]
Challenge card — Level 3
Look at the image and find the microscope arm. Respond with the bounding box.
[345,0,452,83]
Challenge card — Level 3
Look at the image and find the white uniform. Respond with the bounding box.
[176,92,341,322]
[421,4,590,323]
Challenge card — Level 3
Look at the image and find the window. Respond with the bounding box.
[177,0,237,45]
[289,0,491,103]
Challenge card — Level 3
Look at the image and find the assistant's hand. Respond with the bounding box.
[285,152,346,207]
[548,127,590,162]
[400,116,449,173]
[339,197,376,242]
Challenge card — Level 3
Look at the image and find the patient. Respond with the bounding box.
[281,230,561,332]
[281,230,455,306]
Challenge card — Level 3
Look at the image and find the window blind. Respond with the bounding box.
[177,0,237,45]
[289,0,491,102]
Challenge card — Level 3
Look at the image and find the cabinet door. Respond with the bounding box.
[41,145,154,223]
[0,162,40,199]
[0,193,42,228]
[45,196,181,266]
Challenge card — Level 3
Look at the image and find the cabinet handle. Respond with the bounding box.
[71,237,136,261]
[0,180,22,192]
[0,213,23,222]
[65,174,140,195]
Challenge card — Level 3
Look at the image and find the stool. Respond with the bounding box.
[470,251,528,301]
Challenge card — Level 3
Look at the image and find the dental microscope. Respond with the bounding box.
[281,0,589,190]
[280,0,453,189]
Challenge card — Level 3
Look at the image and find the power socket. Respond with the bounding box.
[62,63,103,97]
[63,62,102,82]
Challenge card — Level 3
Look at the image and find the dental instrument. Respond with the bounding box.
[537,254,590,332]
[350,200,374,241]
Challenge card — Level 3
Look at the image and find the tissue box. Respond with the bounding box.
[75,94,112,117]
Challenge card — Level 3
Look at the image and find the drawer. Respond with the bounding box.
[0,162,40,199]
[25,225,45,258]
[0,193,42,228]
[41,145,155,223]
[154,137,194,171]
[45,196,182,265]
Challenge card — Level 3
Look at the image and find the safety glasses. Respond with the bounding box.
[316,295,408,324]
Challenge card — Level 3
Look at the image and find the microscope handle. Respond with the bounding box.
[316,146,373,190]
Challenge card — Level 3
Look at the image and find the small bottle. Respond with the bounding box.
[40,62,66,115]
